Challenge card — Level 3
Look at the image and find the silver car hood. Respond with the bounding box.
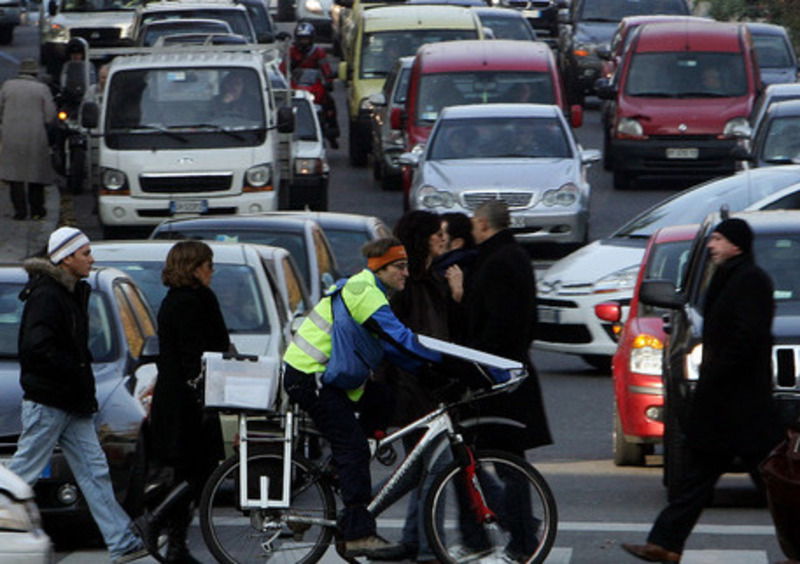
[422,159,580,193]
[539,238,646,289]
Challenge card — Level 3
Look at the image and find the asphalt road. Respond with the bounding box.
[3,22,787,564]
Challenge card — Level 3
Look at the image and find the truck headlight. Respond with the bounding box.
[592,264,639,294]
[685,343,702,381]
[616,117,644,139]
[541,183,578,207]
[46,23,68,42]
[629,334,663,376]
[101,168,128,193]
[418,185,455,208]
[244,163,272,191]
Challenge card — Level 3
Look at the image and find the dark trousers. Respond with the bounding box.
[284,365,390,541]
[648,448,766,553]
[9,181,45,218]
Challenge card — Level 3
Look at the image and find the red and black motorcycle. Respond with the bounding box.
[291,67,340,149]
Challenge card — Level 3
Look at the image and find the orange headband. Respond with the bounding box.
[368,245,407,272]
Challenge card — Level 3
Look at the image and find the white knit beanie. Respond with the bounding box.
[48,227,90,264]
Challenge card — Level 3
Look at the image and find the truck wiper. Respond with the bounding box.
[190,124,247,140]
[121,125,189,143]
[580,17,619,22]
[677,91,729,98]
[632,91,676,98]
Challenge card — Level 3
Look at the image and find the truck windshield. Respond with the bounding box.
[625,52,747,98]
[360,29,478,79]
[62,0,140,11]
[105,67,266,149]
[416,71,555,124]
[579,0,688,22]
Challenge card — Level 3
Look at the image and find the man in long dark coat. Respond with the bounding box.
[623,217,783,563]
[463,200,552,453]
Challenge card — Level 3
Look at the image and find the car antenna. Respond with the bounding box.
[719,205,730,220]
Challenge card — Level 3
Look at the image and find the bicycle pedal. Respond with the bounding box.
[376,445,397,466]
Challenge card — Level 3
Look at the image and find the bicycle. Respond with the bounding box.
[197,354,558,563]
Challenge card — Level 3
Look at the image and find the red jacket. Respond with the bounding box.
[281,44,333,85]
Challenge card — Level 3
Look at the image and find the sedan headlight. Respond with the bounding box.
[295,158,326,175]
[573,42,598,58]
[418,185,456,209]
[45,23,68,42]
[304,0,324,13]
[0,492,36,532]
[685,343,702,381]
[629,334,663,376]
[101,168,128,192]
[722,117,750,139]
[244,163,272,191]
[592,264,639,294]
[541,182,579,207]
[359,97,373,111]
[616,117,644,139]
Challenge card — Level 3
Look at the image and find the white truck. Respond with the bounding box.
[81,45,294,237]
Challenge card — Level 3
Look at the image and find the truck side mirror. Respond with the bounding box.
[277,105,295,133]
[48,0,57,16]
[390,107,405,130]
[594,77,616,100]
[338,61,348,82]
[81,101,99,129]
[639,279,685,310]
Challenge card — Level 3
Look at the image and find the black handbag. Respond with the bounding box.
[760,427,800,559]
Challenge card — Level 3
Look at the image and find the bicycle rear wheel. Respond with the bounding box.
[199,452,336,563]
[424,450,557,563]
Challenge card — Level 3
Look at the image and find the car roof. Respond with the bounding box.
[140,1,248,13]
[745,21,789,37]
[261,211,381,229]
[766,98,800,116]
[634,21,745,53]
[652,223,700,244]
[471,6,529,16]
[108,49,265,71]
[141,18,232,28]
[716,210,800,234]
[764,83,800,97]
[440,102,561,119]
[415,39,553,72]
[153,215,317,233]
[91,240,270,264]
[362,4,479,30]
[619,14,710,28]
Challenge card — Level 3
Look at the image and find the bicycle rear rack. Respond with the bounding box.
[238,412,293,509]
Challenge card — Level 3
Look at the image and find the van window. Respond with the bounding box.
[625,52,747,98]
[292,97,319,142]
[417,71,555,124]
[140,9,254,40]
[752,33,794,69]
[760,116,800,163]
[105,67,266,150]
[577,0,688,22]
[360,29,478,79]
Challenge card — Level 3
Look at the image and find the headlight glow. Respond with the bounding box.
[616,117,644,139]
[418,185,455,209]
[592,264,639,294]
[685,343,703,381]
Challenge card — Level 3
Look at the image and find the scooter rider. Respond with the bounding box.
[282,22,340,148]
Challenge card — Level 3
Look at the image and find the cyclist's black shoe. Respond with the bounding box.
[366,541,416,561]
[343,535,402,559]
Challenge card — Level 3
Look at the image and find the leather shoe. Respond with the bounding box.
[622,542,681,562]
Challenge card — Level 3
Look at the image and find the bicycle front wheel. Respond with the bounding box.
[199,451,336,563]
[424,450,557,563]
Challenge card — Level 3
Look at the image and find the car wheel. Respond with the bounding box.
[581,354,611,372]
[613,408,647,466]
[0,26,13,46]
[348,122,368,167]
[663,397,690,502]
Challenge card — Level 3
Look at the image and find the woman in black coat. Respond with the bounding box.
[150,241,231,563]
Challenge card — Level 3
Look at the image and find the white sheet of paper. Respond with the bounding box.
[417,335,523,370]
[224,376,270,408]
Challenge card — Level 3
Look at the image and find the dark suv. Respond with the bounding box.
[495,0,562,40]
[557,0,689,106]
[640,210,800,500]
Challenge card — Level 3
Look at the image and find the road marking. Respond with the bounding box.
[682,550,767,563]
[558,521,775,535]
[545,547,573,563]
[0,52,18,64]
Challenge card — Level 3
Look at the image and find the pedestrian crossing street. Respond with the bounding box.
[55,520,779,563]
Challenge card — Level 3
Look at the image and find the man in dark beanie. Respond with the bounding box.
[623,216,782,563]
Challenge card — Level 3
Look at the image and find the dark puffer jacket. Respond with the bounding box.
[18,258,96,415]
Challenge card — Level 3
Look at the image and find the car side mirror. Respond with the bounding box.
[594,77,616,100]
[338,61,348,82]
[390,107,405,130]
[596,45,611,61]
[581,148,601,164]
[137,334,160,364]
[368,92,386,106]
[731,144,755,163]
[570,104,583,128]
[639,279,685,310]
[47,0,57,16]
[258,32,274,43]
[397,151,420,167]
[81,100,99,129]
[275,31,291,41]
[277,105,295,133]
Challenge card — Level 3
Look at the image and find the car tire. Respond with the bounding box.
[348,122,368,167]
[602,131,613,171]
[381,172,401,191]
[0,26,13,46]
[581,354,611,372]
[613,408,647,466]
[372,154,382,180]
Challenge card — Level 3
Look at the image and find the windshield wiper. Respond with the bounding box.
[632,91,676,98]
[764,157,797,165]
[116,124,189,142]
[677,91,729,98]
[580,17,619,22]
[190,124,247,140]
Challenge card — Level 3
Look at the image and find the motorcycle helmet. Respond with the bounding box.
[294,21,316,53]
[65,37,88,60]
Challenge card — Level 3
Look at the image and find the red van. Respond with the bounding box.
[393,39,581,204]
[597,21,760,190]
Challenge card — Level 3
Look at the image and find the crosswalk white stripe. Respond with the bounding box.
[558,521,776,535]
[681,550,767,563]
[544,547,573,563]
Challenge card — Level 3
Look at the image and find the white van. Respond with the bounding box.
[82,46,294,237]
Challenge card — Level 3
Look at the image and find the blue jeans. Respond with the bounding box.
[7,400,142,559]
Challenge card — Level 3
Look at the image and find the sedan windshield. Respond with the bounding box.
[761,116,800,163]
[359,29,478,79]
[625,52,747,98]
[416,71,555,124]
[753,33,795,69]
[579,0,688,22]
[478,14,536,41]
[428,116,571,160]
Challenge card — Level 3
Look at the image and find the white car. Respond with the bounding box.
[290,89,330,210]
[405,103,600,246]
[0,465,52,563]
[534,165,800,369]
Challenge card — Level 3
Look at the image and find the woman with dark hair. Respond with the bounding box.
[149,240,231,563]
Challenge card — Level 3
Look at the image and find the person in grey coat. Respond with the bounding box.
[0,58,56,220]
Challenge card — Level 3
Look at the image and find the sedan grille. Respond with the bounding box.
[139,174,233,193]
[462,191,533,210]
[70,27,121,46]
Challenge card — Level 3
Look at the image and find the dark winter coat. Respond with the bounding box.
[150,285,230,468]
[17,258,96,415]
[686,252,783,456]
[462,229,552,452]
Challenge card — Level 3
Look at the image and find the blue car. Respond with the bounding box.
[747,22,799,86]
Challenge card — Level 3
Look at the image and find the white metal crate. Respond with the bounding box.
[203,352,281,412]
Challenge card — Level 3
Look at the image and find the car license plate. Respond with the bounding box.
[538,307,560,324]
[510,215,526,228]
[170,199,208,214]
[523,9,541,17]
[666,148,699,160]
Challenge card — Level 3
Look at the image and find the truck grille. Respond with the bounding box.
[139,174,233,193]
[774,346,800,391]
[70,27,121,46]
[462,191,532,210]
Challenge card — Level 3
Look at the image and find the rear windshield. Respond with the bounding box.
[292,98,319,142]
[579,0,688,22]
[416,71,555,124]
[141,9,254,40]
[141,21,231,46]
[640,239,693,315]
[360,29,478,79]
[625,52,747,98]
[753,33,794,69]
[478,14,536,41]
